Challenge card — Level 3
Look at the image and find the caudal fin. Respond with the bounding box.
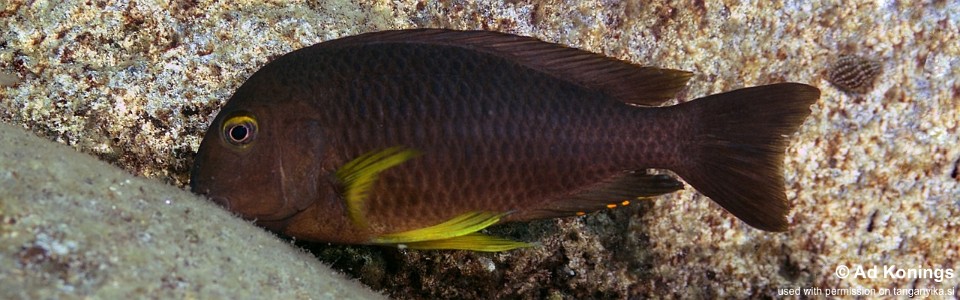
[676,83,819,231]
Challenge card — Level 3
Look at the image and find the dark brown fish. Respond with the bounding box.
[190,29,820,251]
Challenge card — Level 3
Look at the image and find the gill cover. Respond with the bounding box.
[191,102,327,229]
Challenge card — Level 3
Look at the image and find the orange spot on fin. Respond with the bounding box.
[516,172,682,220]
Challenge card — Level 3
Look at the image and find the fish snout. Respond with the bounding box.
[209,196,232,210]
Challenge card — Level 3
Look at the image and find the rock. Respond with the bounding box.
[0,122,384,299]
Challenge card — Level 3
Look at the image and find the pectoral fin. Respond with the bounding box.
[370,211,532,252]
[335,146,420,228]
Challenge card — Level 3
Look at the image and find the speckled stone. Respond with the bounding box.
[0,122,384,299]
[2,0,958,298]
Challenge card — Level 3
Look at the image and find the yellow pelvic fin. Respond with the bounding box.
[398,233,534,252]
[335,146,420,228]
[372,211,504,244]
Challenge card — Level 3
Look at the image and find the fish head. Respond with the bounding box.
[190,78,328,231]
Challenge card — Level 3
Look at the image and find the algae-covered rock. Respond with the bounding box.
[0,122,384,299]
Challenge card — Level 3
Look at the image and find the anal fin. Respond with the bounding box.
[516,171,684,220]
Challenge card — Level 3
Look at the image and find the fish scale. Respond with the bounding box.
[304,43,676,233]
[191,29,819,250]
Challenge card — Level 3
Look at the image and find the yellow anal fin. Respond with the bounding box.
[335,146,420,228]
[371,211,505,244]
[398,233,534,252]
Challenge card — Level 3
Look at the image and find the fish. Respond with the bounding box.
[189,29,820,252]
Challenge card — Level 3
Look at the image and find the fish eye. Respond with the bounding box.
[221,114,258,146]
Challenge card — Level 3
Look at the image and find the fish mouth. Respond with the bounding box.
[208,194,292,222]
[209,196,232,210]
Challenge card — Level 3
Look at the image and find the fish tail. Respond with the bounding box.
[673,83,819,231]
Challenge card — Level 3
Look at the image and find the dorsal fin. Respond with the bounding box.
[315,29,693,106]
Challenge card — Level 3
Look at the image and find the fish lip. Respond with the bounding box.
[210,196,232,210]
[209,196,291,222]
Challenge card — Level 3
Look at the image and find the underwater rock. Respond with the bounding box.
[0,122,384,299]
